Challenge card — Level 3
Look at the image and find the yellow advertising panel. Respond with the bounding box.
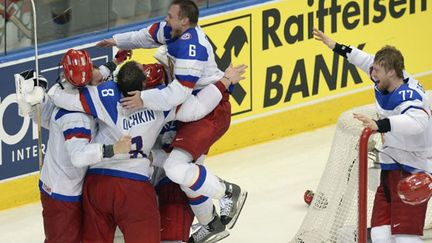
[134,0,432,122]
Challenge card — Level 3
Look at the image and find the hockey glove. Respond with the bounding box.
[153,45,169,67]
[14,70,48,117]
[115,49,132,64]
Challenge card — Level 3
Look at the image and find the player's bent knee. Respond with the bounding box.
[163,159,185,184]
[163,149,193,185]
[371,225,392,243]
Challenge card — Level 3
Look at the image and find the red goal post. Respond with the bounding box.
[358,128,375,243]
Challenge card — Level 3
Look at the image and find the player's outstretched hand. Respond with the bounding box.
[221,63,248,88]
[353,113,378,131]
[120,91,144,111]
[114,135,132,154]
[97,38,117,48]
[313,28,336,50]
[114,49,132,65]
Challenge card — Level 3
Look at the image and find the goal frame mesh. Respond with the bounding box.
[291,102,432,243]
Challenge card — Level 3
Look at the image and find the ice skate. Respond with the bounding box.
[219,181,248,229]
[188,214,229,243]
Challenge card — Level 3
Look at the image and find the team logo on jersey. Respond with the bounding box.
[203,15,252,116]
[180,33,192,40]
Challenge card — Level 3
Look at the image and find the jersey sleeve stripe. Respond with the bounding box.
[163,24,172,41]
[149,23,161,44]
[55,109,79,120]
[63,127,92,140]
[79,88,98,117]
[175,74,199,82]
[401,106,430,117]
[178,80,195,88]
[176,74,199,88]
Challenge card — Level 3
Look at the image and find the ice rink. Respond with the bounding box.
[0,125,336,242]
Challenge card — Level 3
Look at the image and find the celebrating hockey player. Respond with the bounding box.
[314,28,432,243]
[14,49,132,243]
[96,1,248,241]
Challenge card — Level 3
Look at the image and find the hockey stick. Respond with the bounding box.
[29,0,43,169]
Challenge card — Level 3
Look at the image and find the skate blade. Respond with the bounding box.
[226,191,248,230]
[202,230,230,243]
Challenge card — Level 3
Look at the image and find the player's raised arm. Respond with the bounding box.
[313,28,374,76]
[97,21,171,50]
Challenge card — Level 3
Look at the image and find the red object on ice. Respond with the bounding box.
[304,190,314,206]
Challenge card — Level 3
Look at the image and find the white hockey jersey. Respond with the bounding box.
[38,99,99,202]
[35,70,117,200]
[48,80,224,181]
[346,47,432,171]
[113,21,225,111]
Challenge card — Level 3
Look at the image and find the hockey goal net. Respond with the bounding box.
[291,103,432,243]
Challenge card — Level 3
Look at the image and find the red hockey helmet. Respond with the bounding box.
[397,172,432,205]
[61,49,93,87]
[142,63,167,89]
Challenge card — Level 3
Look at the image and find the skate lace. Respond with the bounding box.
[193,225,211,241]
[220,195,233,216]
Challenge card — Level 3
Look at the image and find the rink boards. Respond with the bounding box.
[1,0,431,210]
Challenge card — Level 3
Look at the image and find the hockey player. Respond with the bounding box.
[314,28,432,243]
[96,1,248,241]
[115,62,230,243]
[48,60,246,242]
[15,49,132,243]
[138,62,197,243]
[123,61,232,243]
[119,61,244,243]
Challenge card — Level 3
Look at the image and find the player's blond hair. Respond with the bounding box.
[374,45,405,79]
